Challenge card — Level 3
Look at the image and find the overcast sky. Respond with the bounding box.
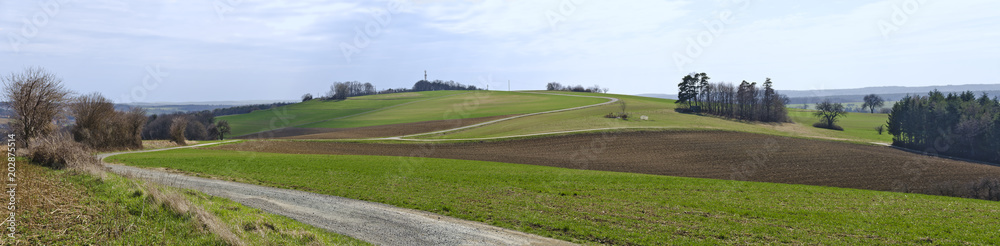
[1,0,997,103]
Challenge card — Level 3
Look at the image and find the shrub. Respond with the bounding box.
[69,93,146,151]
[28,133,102,172]
[170,117,188,145]
[812,122,844,131]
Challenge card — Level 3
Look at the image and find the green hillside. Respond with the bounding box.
[298,91,607,129]
[219,91,466,137]
[220,90,607,137]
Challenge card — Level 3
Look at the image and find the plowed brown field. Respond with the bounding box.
[236,115,515,139]
[215,131,1000,194]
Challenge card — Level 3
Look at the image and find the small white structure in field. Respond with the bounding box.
[640,115,649,121]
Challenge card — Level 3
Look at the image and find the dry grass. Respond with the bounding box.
[28,133,106,177]
[14,133,240,245]
[0,162,97,245]
[135,179,244,246]
[140,140,206,150]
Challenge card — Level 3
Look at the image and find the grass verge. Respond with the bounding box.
[3,161,366,245]
[108,149,1000,245]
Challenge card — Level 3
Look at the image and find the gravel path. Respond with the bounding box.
[98,142,574,246]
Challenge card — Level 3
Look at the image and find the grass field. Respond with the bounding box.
[415,92,892,144]
[788,109,892,143]
[9,162,366,245]
[298,91,607,129]
[219,91,606,138]
[218,91,467,137]
[107,149,1000,245]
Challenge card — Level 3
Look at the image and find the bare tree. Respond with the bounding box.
[2,67,72,148]
[216,120,231,140]
[69,93,115,148]
[170,116,188,145]
[814,100,848,129]
[862,94,885,114]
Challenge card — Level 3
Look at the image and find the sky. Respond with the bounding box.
[1,0,998,103]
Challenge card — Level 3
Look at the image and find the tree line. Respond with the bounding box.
[676,73,789,122]
[304,80,482,102]
[324,81,378,100]
[212,102,294,116]
[545,82,608,93]
[887,91,1000,163]
[412,80,479,92]
[142,111,230,141]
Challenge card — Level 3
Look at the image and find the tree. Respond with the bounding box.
[68,92,145,150]
[169,116,188,145]
[2,67,72,148]
[862,94,885,114]
[676,73,699,108]
[69,92,115,147]
[302,93,313,102]
[546,82,563,91]
[216,120,231,140]
[814,100,848,129]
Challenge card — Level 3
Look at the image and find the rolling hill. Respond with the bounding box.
[219,90,608,138]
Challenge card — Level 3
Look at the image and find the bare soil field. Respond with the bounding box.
[236,115,516,139]
[216,131,1000,195]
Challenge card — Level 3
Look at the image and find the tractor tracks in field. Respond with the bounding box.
[97,141,575,246]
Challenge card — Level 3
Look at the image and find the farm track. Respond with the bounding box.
[214,131,1000,195]
[239,115,517,140]
[98,142,574,246]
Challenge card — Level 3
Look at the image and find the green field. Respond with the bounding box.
[298,91,607,129]
[219,91,606,137]
[788,109,892,143]
[219,91,465,137]
[107,149,1000,245]
[415,92,892,144]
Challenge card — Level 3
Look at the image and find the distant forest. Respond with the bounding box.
[888,91,1000,163]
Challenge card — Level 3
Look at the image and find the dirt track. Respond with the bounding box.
[237,115,516,140]
[215,131,1000,194]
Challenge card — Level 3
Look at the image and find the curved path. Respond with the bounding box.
[98,142,574,246]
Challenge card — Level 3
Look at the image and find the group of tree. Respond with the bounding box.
[69,93,147,150]
[142,111,231,142]
[412,80,478,92]
[545,82,608,93]
[887,90,1000,163]
[211,102,294,116]
[675,73,789,122]
[2,67,151,153]
[325,81,377,100]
